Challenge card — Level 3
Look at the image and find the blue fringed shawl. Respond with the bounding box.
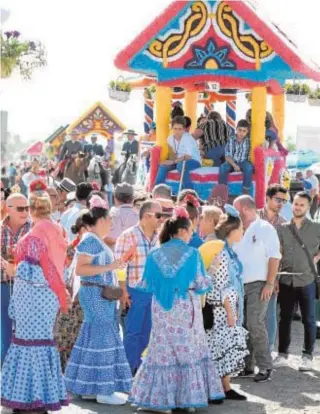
[138,238,208,311]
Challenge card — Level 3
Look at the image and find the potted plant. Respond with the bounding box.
[108,77,132,102]
[285,82,310,103]
[1,31,46,79]
[308,87,320,106]
[143,85,156,100]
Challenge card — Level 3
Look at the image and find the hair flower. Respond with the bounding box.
[184,194,200,208]
[173,206,189,220]
[29,179,47,193]
[225,204,240,218]
[89,195,108,210]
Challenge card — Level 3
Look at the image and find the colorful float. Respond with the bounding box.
[115,0,320,207]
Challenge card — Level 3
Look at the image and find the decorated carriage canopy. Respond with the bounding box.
[66,101,126,139]
[115,0,320,90]
[45,125,69,148]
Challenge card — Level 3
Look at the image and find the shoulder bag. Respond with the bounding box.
[288,223,320,299]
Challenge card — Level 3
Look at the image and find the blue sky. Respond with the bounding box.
[1,0,320,148]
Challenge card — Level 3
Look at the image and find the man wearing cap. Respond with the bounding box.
[122,130,139,156]
[59,131,84,161]
[105,183,139,249]
[84,135,104,157]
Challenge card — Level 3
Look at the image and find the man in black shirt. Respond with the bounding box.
[84,135,104,157]
[122,130,139,155]
[193,111,229,166]
[59,131,84,161]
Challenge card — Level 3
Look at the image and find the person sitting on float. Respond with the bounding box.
[218,119,253,195]
[246,109,288,157]
[154,116,202,191]
[264,129,278,150]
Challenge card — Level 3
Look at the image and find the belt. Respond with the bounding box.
[81,281,104,288]
[12,336,56,347]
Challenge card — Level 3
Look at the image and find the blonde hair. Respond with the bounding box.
[202,205,222,226]
[29,191,52,218]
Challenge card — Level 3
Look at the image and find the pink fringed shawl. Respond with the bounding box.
[15,219,68,312]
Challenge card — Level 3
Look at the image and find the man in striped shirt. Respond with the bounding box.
[114,200,163,374]
[258,184,288,354]
[193,111,229,166]
[219,119,253,194]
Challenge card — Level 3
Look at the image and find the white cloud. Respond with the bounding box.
[1,0,320,143]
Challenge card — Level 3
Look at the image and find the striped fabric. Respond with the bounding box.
[107,205,139,242]
[225,136,251,163]
[114,225,159,288]
[199,118,229,153]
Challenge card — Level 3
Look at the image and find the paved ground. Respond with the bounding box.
[58,320,320,414]
[1,321,319,414]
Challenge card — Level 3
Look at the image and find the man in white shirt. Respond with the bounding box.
[154,116,201,190]
[60,182,93,241]
[233,195,281,383]
[305,169,319,218]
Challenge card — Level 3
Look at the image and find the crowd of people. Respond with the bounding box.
[0,107,319,414]
[1,167,319,413]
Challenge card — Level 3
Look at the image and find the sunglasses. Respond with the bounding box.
[147,212,164,219]
[272,197,287,205]
[8,206,30,212]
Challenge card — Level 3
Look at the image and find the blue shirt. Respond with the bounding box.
[225,135,251,163]
[60,202,83,242]
[188,232,204,249]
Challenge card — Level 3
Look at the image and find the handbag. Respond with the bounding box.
[101,285,123,301]
[202,301,214,330]
[288,224,320,299]
[81,281,123,301]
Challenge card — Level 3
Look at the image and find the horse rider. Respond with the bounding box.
[59,131,84,161]
[84,134,104,158]
[122,129,139,157]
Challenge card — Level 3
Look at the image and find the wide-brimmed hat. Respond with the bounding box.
[55,177,76,193]
[157,198,174,217]
[123,129,138,136]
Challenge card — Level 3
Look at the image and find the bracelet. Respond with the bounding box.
[266,282,274,287]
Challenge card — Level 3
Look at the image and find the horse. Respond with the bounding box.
[112,153,138,186]
[87,155,111,190]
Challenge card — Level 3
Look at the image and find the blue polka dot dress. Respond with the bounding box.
[64,232,132,396]
[1,237,69,412]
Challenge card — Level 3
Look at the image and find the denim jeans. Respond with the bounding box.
[155,159,201,190]
[218,160,253,190]
[266,293,277,352]
[278,282,316,357]
[124,287,152,374]
[205,145,225,166]
[1,283,12,366]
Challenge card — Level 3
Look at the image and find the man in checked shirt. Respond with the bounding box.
[115,200,163,374]
[219,119,253,194]
[0,193,32,365]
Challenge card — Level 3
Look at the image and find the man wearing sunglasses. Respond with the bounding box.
[258,184,288,356]
[0,193,31,365]
[115,200,163,375]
